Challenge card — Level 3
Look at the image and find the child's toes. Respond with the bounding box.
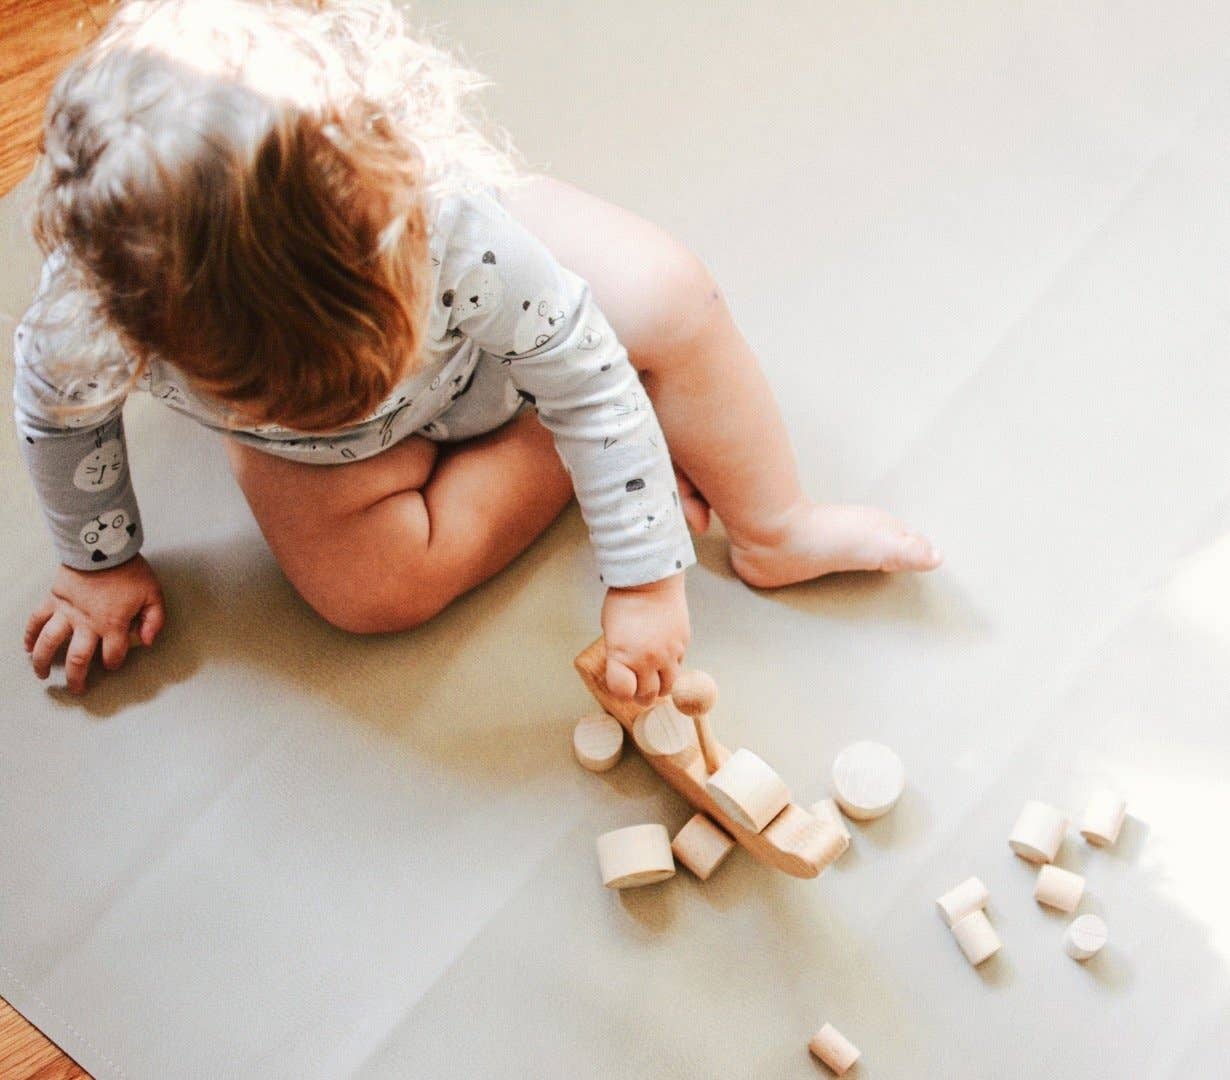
[884,533,941,572]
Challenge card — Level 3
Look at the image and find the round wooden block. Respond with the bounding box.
[1034,864,1085,912]
[807,799,852,858]
[936,876,990,928]
[632,702,697,758]
[831,741,905,821]
[572,712,624,772]
[671,813,735,880]
[1008,800,1069,863]
[1064,913,1108,960]
[950,909,1002,966]
[808,1022,860,1075]
[704,748,791,833]
[596,824,675,889]
[671,670,717,717]
[1080,790,1126,847]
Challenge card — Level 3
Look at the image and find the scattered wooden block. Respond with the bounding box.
[1080,790,1127,848]
[670,670,723,774]
[763,804,847,874]
[631,701,698,759]
[596,824,675,889]
[807,799,851,858]
[831,741,905,821]
[1034,864,1085,912]
[572,713,624,773]
[1008,800,1069,864]
[936,876,990,928]
[950,909,1002,966]
[671,813,735,880]
[704,748,791,833]
[1064,913,1108,960]
[808,1022,860,1075]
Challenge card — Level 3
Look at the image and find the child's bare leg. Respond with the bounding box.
[225,411,573,633]
[501,177,941,587]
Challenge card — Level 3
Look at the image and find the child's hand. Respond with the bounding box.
[25,556,166,694]
[601,572,690,705]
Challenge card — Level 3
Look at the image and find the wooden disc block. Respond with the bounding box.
[936,876,990,928]
[671,813,735,880]
[831,741,905,821]
[1034,864,1085,912]
[1008,801,1069,863]
[572,713,624,773]
[704,748,791,833]
[807,799,852,858]
[808,1022,860,1075]
[632,702,698,758]
[1064,913,1108,960]
[950,909,1002,966]
[596,824,675,889]
[1080,790,1127,848]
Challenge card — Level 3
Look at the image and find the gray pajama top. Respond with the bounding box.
[12,189,696,588]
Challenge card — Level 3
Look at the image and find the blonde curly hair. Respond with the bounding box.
[27,0,519,431]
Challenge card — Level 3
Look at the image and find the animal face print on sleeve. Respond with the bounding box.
[443,252,506,323]
[513,295,567,355]
[79,509,136,562]
[72,437,125,492]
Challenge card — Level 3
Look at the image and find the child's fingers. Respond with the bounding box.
[657,660,679,699]
[100,628,130,671]
[137,598,166,645]
[24,598,56,653]
[634,667,660,706]
[605,657,638,701]
[64,625,100,694]
[31,612,72,679]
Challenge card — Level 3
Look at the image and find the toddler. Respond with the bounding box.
[15,0,940,700]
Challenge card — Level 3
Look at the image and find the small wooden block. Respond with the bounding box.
[1034,864,1085,912]
[1064,913,1108,960]
[1008,800,1069,864]
[763,804,847,874]
[596,824,675,889]
[671,813,735,880]
[1080,790,1127,848]
[572,713,624,772]
[705,748,791,833]
[831,741,905,821]
[808,1022,860,1075]
[950,909,1002,966]
[807,799,851,858]
[632,702,698,759]
[936,876,990,928]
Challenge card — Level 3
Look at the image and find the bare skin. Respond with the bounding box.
[25,177,938,698]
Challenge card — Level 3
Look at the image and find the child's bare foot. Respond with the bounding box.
[728,501,942,588]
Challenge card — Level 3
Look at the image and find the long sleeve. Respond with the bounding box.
[437,191,695,587]
[12,257,144,571]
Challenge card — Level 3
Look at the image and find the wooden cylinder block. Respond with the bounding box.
[1008,800,1069,863]
[671,813,735,880]
[1064,913,1108,960]
[808,799,852,858]
[1080,790,1127,848]
[572,712,624,773]
[632,702,698,758]
[704,748,791,833]
[950,909,1002,966]
[596,824,675,889]
[1034,864,1085,912]
[936,876,990,928]
[831,741,905,821]
[808,1022,860,1075]
[764,804,847,874]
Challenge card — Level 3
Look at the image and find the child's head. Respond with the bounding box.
[32,0,514,431]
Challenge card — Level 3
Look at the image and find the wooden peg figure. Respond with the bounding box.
[671,670,723,774]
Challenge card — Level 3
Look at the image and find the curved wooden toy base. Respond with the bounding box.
[575,637,835,880]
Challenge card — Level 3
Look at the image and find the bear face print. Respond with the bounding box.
[513,295,567,355]
[72,438,125,492]
[444,257,506,324]
[79,509,136,562]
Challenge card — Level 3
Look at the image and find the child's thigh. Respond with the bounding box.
[500,176,715,360]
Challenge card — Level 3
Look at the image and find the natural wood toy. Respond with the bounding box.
[1080,790,1127,848]
[670,670,723,774]
[808,799,851,858]
[572,713,625,773]
[705,748,792,833]
[831,741,905,820]
[936,876,990,928]
[1064,914,1108,960]
[596,824,676,889]
[1034,864,1085,912]
[808,1023,861,1075]
[1008,800,1069,864]
[632,701,698,760]
[950,909,1002,966]
[575,637,841,879]
[671,813,735,880]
